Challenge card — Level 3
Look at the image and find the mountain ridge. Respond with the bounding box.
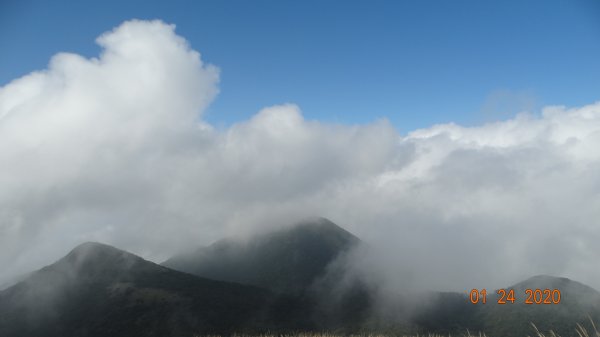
[2,221,600,336]
[0,241,312,337]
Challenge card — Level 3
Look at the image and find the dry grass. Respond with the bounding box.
[528,316,600,337]
[196,332,484,337]
[195,317,599,337]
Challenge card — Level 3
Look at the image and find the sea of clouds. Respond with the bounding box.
[1,20,599,292]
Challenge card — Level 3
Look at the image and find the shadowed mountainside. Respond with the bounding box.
[412,275,600,336]
[2,221,600,336]
[162,217,373,331]
[163,217,361,294]
[476,275,600,337]
[0,242,312,337]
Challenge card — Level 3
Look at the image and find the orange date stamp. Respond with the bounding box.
[468,288,561,304]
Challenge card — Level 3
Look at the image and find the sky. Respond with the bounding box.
[1,1,600,294]
[2,0,600,132]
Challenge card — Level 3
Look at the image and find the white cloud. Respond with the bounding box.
[1,19,600,294]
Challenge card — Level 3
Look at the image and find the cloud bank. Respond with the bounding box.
[1,20,600,292]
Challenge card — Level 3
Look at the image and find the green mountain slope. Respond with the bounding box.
[0,242,312,337]
[2,228,599,336]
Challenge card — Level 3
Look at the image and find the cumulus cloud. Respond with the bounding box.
[1,19,600,294]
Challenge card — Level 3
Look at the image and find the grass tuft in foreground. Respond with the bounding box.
[529,316,600,337]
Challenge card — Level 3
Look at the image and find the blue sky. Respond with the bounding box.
[1,0,599,132]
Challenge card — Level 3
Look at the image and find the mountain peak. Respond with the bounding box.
[510,275,600,303]
[298,216,337,226]
[510,274,594,291]
[68,241,119,255]
[524,274,571,282]
[281,217,360,246]
[64,241,133,262]
[164,218,361,293]
[295,216,349,231]
[54,241,151,280]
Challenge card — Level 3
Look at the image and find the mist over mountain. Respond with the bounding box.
[163,218,600,335]
[0,220,374,336]
[474,275,600,336]
[3,19,600,294]
[1,5,599,337]
[163,217,374,330]
[410,275,600,336]
[1,221,600,336]
[163,217,360,294]
[0,242,312,337]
